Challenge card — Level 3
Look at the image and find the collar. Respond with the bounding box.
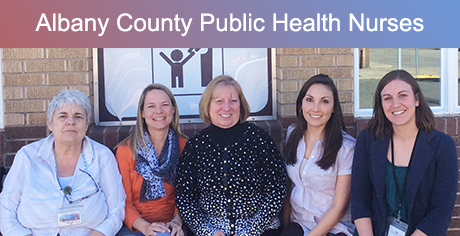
[36,134,95,169]
[369,129,437,223]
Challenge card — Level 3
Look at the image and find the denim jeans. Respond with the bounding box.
[116,224,171,236]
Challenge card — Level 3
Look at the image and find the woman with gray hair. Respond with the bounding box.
[0,90,126,236]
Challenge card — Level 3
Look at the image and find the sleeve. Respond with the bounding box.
[337,138,355,176]
[115,144,143,230]
[350,130,374,221]
[0,149,34,236]
[92,147,126,236]
[416,134,459,235]
[243,130,287,236]
[285,124,296,143]
[175,139,216,236]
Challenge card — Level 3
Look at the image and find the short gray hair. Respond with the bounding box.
[47,90,92,124]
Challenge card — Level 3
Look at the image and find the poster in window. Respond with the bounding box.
[97,48,273,125]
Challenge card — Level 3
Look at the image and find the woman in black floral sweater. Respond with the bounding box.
[176,75,287,236]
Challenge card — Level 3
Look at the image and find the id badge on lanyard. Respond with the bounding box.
[385,216,408,236]
[385,131,419,236]
[58,203,83,226]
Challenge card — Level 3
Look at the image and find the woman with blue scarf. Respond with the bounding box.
[116,84,187,236]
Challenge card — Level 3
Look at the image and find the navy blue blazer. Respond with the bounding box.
[351,128,458,236]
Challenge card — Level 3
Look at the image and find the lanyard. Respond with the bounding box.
[390,130,419,222]
[55,151,86,195]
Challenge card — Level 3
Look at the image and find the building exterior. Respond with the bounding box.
[0,48,458,235]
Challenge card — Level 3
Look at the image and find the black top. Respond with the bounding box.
[207,123,242,147]
[176,122,287,236]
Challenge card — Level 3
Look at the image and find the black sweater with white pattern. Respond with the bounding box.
[176,122,287,236]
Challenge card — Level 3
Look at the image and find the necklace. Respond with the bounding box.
[55,151,86,196]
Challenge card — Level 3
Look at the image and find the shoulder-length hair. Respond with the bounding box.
[199,75,250,124]
[368,70,434,138]
[284,74,346,170]
[125,83,182,159]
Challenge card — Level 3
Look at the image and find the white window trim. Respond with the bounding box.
[354,48,459,118]
[92,48,278,126]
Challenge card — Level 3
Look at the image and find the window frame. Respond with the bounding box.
[353,48,459,118]
[92,48,278,126]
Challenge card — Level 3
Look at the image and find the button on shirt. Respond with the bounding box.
[286,126,355,235]
[0,135,126,236]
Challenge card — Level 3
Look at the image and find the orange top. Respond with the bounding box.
[116,136,187,231]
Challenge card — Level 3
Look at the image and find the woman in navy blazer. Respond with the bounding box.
[351,70,458,236]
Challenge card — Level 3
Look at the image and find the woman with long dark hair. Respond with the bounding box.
[281,74,355,236]
[351,70,458,236]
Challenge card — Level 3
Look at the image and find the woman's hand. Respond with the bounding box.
[354,218,374,236]
[212,230,225,236]
[165,214,184,236]
[89,229,105,236]
[410,229,428,236]
[143,222,171,236]
[133,217,171,236]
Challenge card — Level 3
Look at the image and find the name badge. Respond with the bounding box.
[58,203,83,226]
[385,217,408,236]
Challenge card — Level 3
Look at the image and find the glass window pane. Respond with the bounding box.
[359,48,440,109]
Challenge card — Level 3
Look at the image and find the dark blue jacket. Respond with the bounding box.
[351,129,458,236]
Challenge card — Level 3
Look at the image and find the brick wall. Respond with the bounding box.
[0,48,458,235]
[433,117,460,236]
[1,48,92,167]
[275,48,355,138]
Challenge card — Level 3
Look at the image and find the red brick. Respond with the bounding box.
[195,123,209,133]
[118,126,133,143]
[87,126,105,145]
[453,205,460,216]
[4,154,15,168]
[356,119,369,135]
[4,126,47,140]
[253,120,270,134]
[104,126,119,152]
[447,229,460,236]
[279,117,297,129]
[446,117,458,136]
[448,217,459,229]
[434,117,446,133]
[180,123,196,139]
[5,140,27,153]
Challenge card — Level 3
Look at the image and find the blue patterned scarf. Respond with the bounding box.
[135,128,179,202]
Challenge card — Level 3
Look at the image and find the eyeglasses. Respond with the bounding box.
[62,169,99,204]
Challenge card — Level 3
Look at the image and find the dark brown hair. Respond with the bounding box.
[284,74,346,170]
[368,69,434,137]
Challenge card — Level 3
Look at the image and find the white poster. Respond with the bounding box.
[99,48,272,124]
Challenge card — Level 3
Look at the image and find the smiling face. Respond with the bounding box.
[381,79,419,129]
[141,89,175,133]
[47,104,88,146]
[302,83,334,132]
[209,83,241,129]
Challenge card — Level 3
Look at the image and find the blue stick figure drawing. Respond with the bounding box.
[160,48,200,88]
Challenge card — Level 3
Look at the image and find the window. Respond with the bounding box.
[354,48,459,117]
[93,48,276,126]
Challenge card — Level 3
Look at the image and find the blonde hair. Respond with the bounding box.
[126,84,182,159]
[199,75,250,124]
